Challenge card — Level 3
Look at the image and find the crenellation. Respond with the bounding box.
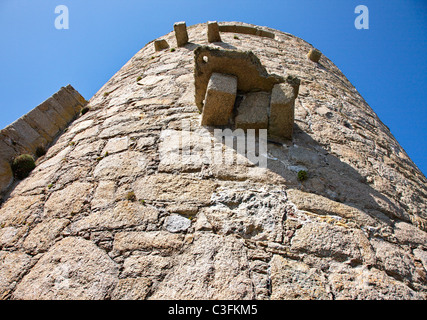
[173,21,189,47]
[207,21,221,43]
[154,39,169,51]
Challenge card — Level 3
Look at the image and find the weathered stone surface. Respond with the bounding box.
[70,201,159,233]
[201,73,237,126]
[154,39,169,51]
[393,221,427,247]
[0,22,425,300]
[371,239,416,281]
[91,180,116,209]
[0,225,28,249]
[328,263,423,300]
[22,107,58,141]
[52,86,83,117]
[93,151,147,179]
[37,99,69,129]
[158,127,212,173]
[269,83,296,140]
[2,118,47,154]
[122,253,172,279]
[64,84,88,108]
[164,214,191,233]
[290,222,371,263]
[207,21,221,43]
[0,195,44,227]
[0,140,16,163]
[113,231,184,254]
[203,184,287,241]
[23,218,69,254]
[0,251,33,299]
[44,181,93,219]
[13,237,119,300]
[46,96,76,124]
[133,173,216,206]
[150,233,254,299]
[102,136,129,155]
[287,189,381,228]
[111,278,152,300]
[173,21,188,47]
[270,255,332,299]
[235,92,269,130]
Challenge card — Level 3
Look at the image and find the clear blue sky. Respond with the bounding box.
[0,0,426,175]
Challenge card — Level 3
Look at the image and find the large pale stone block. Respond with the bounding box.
[201,73,237,126]
[235,92,270,130]
[12,237,119,300]
[207,21,221,43]
[268,83,296,140]
[173,21,189,47]
[154,39,169,51]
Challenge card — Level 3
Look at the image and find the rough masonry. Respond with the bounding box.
[0,21,426,300]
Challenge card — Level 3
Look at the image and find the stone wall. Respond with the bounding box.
[0,85,87,199]
[0,22,426,300]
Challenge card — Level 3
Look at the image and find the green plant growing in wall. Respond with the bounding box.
[136,76,142,82]
[297,170,308,182]
[80,106,90,115]
[11,154,36,180]
[35,146,46,157]
[126,191,137,202]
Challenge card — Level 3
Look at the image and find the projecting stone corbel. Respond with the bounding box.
[194,46,300,140]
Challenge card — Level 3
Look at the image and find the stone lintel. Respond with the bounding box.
[201,73,237,126]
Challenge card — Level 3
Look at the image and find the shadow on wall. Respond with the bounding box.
[208,122,425,231]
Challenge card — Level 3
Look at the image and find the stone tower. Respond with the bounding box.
[0,22,426,300]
